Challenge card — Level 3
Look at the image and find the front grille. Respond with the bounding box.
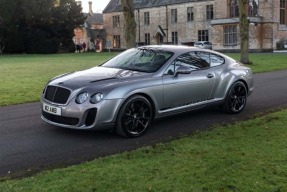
[44,86,71,104]
[42,111,79,126]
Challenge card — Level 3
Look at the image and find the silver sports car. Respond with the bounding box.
[41,45,254,137]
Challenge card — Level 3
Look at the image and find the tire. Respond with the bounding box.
[222,81,247,114]
[116,95,153,138]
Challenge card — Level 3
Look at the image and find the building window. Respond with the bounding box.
[113,35,121,48]
[206,5,213,20]
[172,31,178,45]
[228,0,258,18]
[248,0,259,17]
[224,25,238,46]
[187,7,194,22]
[144,12,150,26]
[198,30,209,41]
[113,15,120,28]
[171,9,177,23]
[228,0,239,17]
[280,0,287,25]
[145,33,150,45]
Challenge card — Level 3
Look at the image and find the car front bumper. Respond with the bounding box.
[41,97,123,130]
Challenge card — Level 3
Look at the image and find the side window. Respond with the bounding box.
[191,52,210,65]
[210,54,225,67]
[164,52,209,75]
[193,51,225,67]
[165,62,175,75]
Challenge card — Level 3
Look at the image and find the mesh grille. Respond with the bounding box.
[44,86,71,104]
[42,111,79,126]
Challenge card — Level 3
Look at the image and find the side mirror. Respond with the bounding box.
[174,66,192,77]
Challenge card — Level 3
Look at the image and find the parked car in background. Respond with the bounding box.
[41,45,253,138]
[194,41,212,49]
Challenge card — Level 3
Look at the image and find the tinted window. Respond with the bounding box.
[210,53,225,67]
[165,51,225,75]
[165,52,209,75]
[192,51,224,67]
[102,48,174,73]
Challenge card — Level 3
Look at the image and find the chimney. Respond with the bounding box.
[89,1,93,14]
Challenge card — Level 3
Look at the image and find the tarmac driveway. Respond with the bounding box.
[1,70,287,178]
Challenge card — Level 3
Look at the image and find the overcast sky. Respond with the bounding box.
[79,0,110,13]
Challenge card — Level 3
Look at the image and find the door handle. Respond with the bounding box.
[206,74,214,78]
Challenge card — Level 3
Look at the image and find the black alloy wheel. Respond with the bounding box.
[223,81,247,114]
[116,95,153,137]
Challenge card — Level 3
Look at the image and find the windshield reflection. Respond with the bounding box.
[102,48,174,73]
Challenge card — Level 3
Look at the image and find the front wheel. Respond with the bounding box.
[222,81,247,114]
[116,95,153,138]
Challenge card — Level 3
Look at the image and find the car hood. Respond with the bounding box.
[49,66,151,89]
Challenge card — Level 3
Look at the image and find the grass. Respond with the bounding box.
[226,53,287,73]
[0,52,286,190]
[0,108,287,191]
[0,52,118,106]
[1,52,287,106]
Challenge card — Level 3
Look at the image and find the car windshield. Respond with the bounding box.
[101,48,174,73]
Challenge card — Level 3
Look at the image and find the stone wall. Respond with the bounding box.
[104,0,215,49]
[103,0,287,51]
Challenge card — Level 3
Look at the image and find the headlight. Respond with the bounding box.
[76,92,89,104]
[90,93,103,104]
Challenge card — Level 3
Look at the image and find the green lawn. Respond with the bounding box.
[226,53,287,73]
[0,52,287,190]
[0,108,287,191]
[0,52,118,106]
[0,52,287,106]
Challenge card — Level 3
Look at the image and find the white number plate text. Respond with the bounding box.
[43,103,62,116]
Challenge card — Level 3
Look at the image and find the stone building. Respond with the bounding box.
[212,0,287,51]
[74,1,105,52]
[103,0,287,51]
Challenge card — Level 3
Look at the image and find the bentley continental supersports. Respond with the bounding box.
[41,45,254,137]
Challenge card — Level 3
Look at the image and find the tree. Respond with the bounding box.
[0,0,85,53]
[22,0,85,53]
[0,16,4,54]
[121,0,136,48]
[0,0,25,53]
[239,0,252,64]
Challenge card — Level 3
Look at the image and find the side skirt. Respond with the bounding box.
[155,99,224,119]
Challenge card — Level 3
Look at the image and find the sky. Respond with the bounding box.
[79,0,110,13]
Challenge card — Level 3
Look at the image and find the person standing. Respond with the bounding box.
[82,42,86,52]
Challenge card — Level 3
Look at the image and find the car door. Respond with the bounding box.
[162,51,215,110]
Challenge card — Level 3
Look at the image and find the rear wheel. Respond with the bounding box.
[222,81,247,114]
[116,95,153,137]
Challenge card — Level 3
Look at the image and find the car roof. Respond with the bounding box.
[137,45,233,61]
[138,45,200,53]
[195,41,211,43]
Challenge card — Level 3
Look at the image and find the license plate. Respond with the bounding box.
[43,103,62,116]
